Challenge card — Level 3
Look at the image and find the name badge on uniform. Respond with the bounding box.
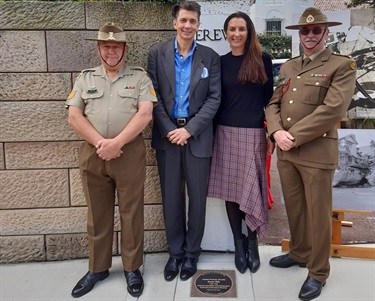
[87,87,97,94]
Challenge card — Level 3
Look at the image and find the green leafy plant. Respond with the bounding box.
[257,34,292,59]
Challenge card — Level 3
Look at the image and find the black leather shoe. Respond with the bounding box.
[247,238,260,273]
[124,269,144,297]
[298,276,326,301]
[269,254,306,268]
[180,257,198,281]
[164,257,182,281]
[71,270,109,298]
[234,235,248,274]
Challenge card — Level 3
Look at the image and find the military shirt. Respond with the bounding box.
[66,64,157,138]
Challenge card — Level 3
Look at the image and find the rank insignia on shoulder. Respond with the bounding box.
[149,87,156,96]
[350,61,357,70]
[67,91,76,99]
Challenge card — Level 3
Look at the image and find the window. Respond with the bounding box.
[266,20,282,35]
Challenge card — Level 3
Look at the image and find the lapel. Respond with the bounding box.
[189,45,204,98]
[160,40,176,96]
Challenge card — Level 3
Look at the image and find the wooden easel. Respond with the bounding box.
[281,119,375,260]
[281,208,375,259]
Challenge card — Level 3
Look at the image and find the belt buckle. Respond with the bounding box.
[176,118,187,126]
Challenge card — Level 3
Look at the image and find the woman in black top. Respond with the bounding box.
[208,11,274,273]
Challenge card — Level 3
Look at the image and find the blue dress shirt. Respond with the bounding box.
[172,38,196,118]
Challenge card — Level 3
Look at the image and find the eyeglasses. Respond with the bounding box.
[299,27,325,36]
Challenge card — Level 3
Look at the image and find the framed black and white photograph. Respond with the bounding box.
[332,129,375,211]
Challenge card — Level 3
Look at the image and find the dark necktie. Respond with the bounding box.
[302,57,311,68]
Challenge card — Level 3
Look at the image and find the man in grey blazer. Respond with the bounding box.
[147,0,221,282]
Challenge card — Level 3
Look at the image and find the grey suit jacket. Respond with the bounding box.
[147,39,221,157]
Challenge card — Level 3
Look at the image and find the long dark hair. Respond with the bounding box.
[224,12,267,84]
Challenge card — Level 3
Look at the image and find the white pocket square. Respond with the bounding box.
[201,67,209,78]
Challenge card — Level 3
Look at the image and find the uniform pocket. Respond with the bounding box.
[299,136,338,164]
[117,89,139,114]
[302,78,330,105]
[81,90,104,115]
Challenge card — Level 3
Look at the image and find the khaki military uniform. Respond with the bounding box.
[265,48,357,282]
[66,64,157,273]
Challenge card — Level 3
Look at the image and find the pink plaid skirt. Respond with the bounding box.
[207,125,268,237]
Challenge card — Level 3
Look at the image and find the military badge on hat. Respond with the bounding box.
[285,7,342,30]
[85,22,128,43]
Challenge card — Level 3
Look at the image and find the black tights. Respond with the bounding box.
[225,201,257,241]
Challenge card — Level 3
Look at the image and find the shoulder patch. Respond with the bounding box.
[149,87,156,96]
[350,61,357,70]
[67,91,76,99]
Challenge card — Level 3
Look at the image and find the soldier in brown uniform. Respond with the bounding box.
[265,8,357,301]
[66,23,157,298]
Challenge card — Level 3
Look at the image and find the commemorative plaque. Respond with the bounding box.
[191,270,236,298]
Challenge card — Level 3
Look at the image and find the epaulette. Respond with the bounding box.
[74,68,95,82]
[81,68,96,73]
[130,66,146,72]
[332,53,352,59]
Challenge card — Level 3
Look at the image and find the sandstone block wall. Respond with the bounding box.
[0,1,176,263]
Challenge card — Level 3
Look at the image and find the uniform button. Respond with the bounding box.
[323,133,327,137]
[292,88,297,92]
[296,76,301,79]
[289,100,294,104]
[287,117,291,122]
[109,107,112,110]
[315,82,320,85]
[108,122,112,125]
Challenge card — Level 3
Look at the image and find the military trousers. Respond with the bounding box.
[277,159,334,283]
[78,135,145,273]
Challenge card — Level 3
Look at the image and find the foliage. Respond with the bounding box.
[257,34,292,59]
[345,0,375,8]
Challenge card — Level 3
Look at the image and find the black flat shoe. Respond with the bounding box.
[298,276,326,301]
[269,254,306,268]
[71,270,109,298]
[164,257,182,281]
[180,257,198,281]
[124,269,144,297]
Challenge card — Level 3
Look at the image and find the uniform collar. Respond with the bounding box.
[94,64,129,79]
[303,47,326,61]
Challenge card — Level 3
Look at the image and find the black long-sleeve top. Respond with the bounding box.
[215,51,274,128]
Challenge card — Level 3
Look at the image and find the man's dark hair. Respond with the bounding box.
[172,1,201,21]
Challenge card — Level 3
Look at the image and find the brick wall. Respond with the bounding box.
[0,1,176,263]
